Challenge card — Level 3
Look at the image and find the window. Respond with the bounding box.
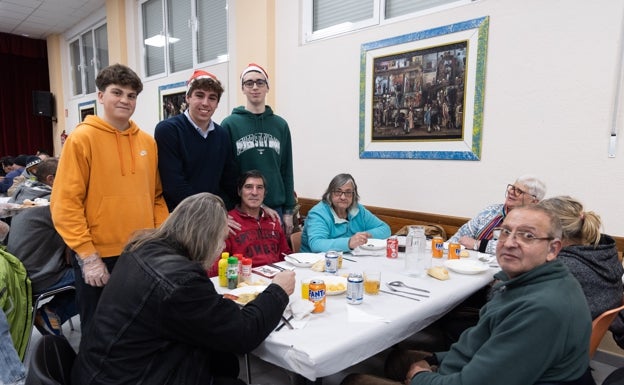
[304,0,475,42]
[141,0,228,78]
[69,23,109,96]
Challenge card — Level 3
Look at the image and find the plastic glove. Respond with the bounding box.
[78,254,110,287]
[283,213,294,236]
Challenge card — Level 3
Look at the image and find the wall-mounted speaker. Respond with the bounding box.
[32,91,55,118]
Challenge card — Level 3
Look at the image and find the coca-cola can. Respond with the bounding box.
[386,236,399,259]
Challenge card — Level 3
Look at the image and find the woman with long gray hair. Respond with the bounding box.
[72,192,295,385]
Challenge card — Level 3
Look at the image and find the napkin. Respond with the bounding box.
[347,305,390,323]
[280,299,314,330]
[351,247,386,257]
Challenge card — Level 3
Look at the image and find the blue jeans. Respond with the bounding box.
[0,309,25,385]
[34,268,77,324]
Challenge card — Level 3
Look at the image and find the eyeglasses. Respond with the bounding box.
[331,190,355,198]
[242,79,268,88]
[506,184,536,199]
[492,227,554,245]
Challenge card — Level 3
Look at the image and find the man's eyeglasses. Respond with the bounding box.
[506,184,536,199]
[492,227,554,245]
[332,190,355,198]
[242,79,268,88]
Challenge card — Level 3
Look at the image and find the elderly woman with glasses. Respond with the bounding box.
[447,175,546,255]
[300,173,391,253]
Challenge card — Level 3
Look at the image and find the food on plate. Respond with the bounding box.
[311,259,325,272]
[327,282,346,293]
[427,266,450,281]
[223,292,260,305]
[460,250,470,258]
[237,279,268,288]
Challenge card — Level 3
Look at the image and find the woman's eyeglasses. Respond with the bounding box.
[331,190,355,198]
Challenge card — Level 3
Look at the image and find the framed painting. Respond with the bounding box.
[359,16,489,160]
[78,100,96,122]
[159,81,187,120]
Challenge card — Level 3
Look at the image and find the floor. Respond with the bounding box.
[26,316,623,385]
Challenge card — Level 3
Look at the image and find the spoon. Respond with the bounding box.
[387,281,430,294]
[282,253,303,263]
[385,284,429,298]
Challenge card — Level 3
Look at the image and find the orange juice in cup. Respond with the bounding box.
[301,279,310,299]
[364,271,381,295]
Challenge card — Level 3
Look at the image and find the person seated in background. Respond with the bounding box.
[7,158,77,336]
[0,155,27,194]
[341,205,595,385]
[448,174,546,254]
[71,193,295,385]
[301,173,391,253]
[0,156,14,177]
[7,155,42,200]
[537,196,624,318]
[207,170,291,276]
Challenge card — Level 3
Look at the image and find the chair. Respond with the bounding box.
[24,286,76,365]
[290,231,302,253]
[25,335,76,385]
[32,286,76,334]
[589,299,624,358]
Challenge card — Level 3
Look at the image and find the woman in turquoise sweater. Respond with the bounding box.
[301,173,391,252]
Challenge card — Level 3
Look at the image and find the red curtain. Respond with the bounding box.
[0,32,54,158]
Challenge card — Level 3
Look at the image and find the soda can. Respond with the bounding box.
[386,236,399,259]
[448,242,461,260]
[346,273,364,305]
[309,279,326,313]
[432,236,444,258]
[325,251,339,274]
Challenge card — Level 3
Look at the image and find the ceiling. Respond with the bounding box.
[0,0,106,40]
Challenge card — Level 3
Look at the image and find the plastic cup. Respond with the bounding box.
[301,279,310,299]
[364,271,381,295]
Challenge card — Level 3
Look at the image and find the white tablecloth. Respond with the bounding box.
[215,251,498,381]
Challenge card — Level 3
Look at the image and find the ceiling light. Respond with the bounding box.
[144,34,180,48]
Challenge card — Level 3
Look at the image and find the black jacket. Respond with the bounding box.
[71,239,289,385]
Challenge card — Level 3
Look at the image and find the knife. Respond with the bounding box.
[380,289,420,301]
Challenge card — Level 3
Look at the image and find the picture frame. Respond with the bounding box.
[78,100,96,122]
[359,16,489,160]
[159,81,187,120]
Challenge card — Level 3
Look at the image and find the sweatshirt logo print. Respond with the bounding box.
[235,133,281,156]
[140,150,147,156]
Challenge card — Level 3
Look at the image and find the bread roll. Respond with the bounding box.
[427,266,450,280]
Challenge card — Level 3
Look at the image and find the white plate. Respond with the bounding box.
[360,239,386,251]
[311,276,348,295]
[226,285,268,305]
[444,259,489,275]
[284,253,324,268]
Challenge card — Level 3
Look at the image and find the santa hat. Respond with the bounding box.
[240,63,269,87]
[186,70,219,93]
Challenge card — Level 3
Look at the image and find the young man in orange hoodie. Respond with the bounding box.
[50,64,169,334]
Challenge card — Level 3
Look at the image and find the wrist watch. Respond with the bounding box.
[473,240,479,251]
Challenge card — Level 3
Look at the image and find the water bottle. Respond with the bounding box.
[405,226,427,277]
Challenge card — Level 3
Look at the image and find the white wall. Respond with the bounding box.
[61,0,624,237]
[274,0,624,236]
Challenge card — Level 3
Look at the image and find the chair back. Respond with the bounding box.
[290,231,302,253]
[25,335,76,385]
[590,299,624,358]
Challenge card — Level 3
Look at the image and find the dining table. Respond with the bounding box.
[213,245,500,383]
